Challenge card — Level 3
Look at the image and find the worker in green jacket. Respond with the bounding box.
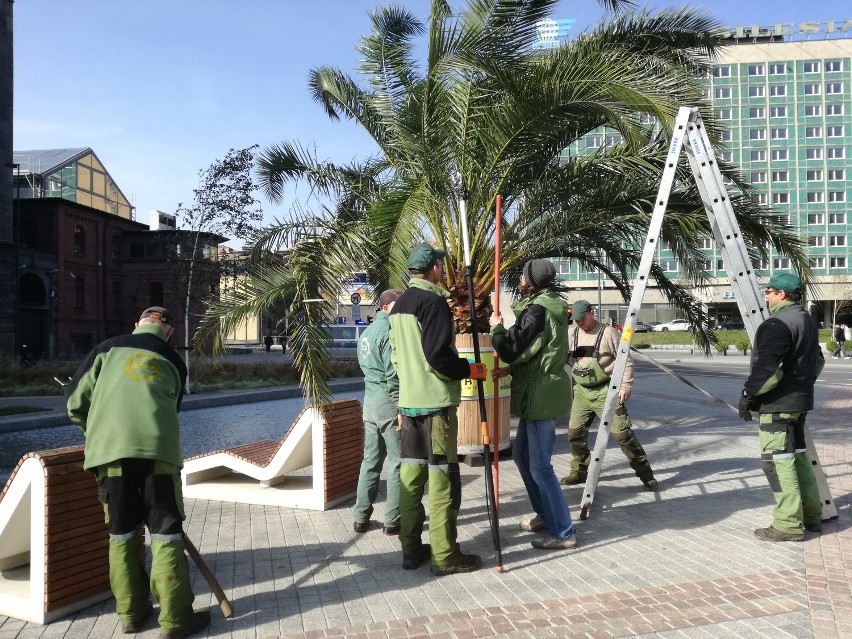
[353,289,402,535]
[66,307,209,638]
[491,259,576,550]
[389,242,487,577]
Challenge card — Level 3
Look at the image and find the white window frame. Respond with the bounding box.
[803,61,821,74]
[828,147,845,159]
[771,128,788,140]
[827,104,844,116]
[773,257,791,269]
[751,171,767,184]
[829,169,845,181]
[771,149,788,161]
[829,192,847,203]
[772,171,788,182]
[713,66,731,78]
[827,125,844,138]
[773,193,789,204]
[749,107,765,118]
[830,257,847,269]
[806,148,823,160]
[714,87,731,99]
[748,86,765,97]
[826,82,843,95]
[748,64,765,76]
[808,236,825,247]
[830,236,847,247]
[769,63,786,76]
[770,106,787,118]
[830,212,847,223]
[751,150,766,161]
[807,192,824,203]
[749,129,766,141]
[804,83,821,95]
[717,108,732,120]
[807,170,824,181]
[810,257,825,269]
[826,60,843,72]
[805,105,822,117]
[808,213,825,224]
[770,85,787,97]
[805,126,822,138]
[753,193,768,205]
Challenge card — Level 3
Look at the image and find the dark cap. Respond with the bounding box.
[407,242,446,273]
[139,306,174,326]
[523,258,556,289]
[571,300,592,317]
[767,272,801,293]
[378,289,402,308]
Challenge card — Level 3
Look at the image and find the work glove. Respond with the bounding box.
[467,362,488,380]
[738,391,754,421]
[489,313,503,329]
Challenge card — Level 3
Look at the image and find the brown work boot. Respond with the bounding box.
[159,609,211,639]
[430,551,482,577]
[531,533,577,550]
[753,526,804,542]
[402,544,431,570]
[804,522,822,533]
[559,472,586,486]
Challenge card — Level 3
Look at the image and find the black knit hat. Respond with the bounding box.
[523,259,556,289]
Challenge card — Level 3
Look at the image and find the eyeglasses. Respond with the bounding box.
[762,287,779,296]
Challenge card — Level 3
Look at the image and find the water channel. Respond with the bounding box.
[0,390,365,485]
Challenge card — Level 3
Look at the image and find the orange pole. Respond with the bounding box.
[493,195,502,513]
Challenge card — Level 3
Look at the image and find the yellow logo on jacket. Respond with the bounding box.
[125,353,161,382]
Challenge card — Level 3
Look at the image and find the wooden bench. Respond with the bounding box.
[182,398,363,511]
[0,446,113,624]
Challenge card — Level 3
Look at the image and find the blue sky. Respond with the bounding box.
[13,1,851,245]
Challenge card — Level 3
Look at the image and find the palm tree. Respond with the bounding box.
[196,0,805,405]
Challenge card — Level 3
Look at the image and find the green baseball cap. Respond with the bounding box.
[407,242,446,273]
[767,272,801,293]
[571,300,592,317]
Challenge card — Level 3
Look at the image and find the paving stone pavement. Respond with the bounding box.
[0,368,849,638]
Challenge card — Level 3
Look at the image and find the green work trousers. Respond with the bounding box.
[567,383,654,482]
[758,412,822,534]
[96,459,195,634]
[399,408,461,566]
[353,394,401,527]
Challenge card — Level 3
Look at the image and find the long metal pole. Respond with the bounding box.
[456,177,503,572]
[492,195,502,513]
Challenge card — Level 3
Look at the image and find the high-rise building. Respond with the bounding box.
[554,19,852,326]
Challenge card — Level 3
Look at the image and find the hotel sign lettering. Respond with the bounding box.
[720,19,852,38]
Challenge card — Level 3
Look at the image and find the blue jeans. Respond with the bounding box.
[513,418,574,538]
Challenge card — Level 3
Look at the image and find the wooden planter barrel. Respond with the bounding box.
[455,333,511,455]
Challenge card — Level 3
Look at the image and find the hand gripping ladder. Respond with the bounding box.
[579,106,837,521]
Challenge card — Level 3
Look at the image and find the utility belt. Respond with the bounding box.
[571,324,610,388]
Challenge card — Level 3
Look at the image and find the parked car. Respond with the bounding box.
[633,321,652,333]
[655,318,691,332]
[646,321,663,331]
[718,317,745,330]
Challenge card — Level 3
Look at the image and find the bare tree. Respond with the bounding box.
[176,146,263,392]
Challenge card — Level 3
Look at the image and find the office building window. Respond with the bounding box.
[639,113,656,125]
[715,87,731,99]
[699,238,713,250]
[827,104,844,116]
[769,106,787,117]
[808,236,825,247]
[748,86,765,97]
[830,236,847,247]
[830,257,847,269]
[717,108,732,120]
[751,171,767,183]
[773,193,789,204]
[826,60,843,72]
[753,193,768,205]
[720,151,733,162]
[662,260,678,272]
[716,259,726,271]
[805,126,822,138]
[829,192,847,203]
[803,61,821,73]
[826,82,843,95]
[828,147,845,159]
[770,85,787,97]
[829,169,845,180]
[807,193,824,203]
[806,148,823,160]
[804,83,821,95]
[771,170,788,182]
[751,150,766,161]
[771,128,788,140]
[830,212,847,223]
[749,129,766,140]
[804,105,822,117]
[773,258,791,269]
[713,66,731,77]
[748,64,765,76]
[810,258,825,269]
[749,107,765,118]
[700,259,712,271]
[771,149,788,161]
[808,213,825,224]
[806,170,823,181]
[720,130,732,142]
[586,136,601,148]
[769,63,787,75]
[827,125,844,138]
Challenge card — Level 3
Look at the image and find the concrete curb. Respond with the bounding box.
[0,378,366,434]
